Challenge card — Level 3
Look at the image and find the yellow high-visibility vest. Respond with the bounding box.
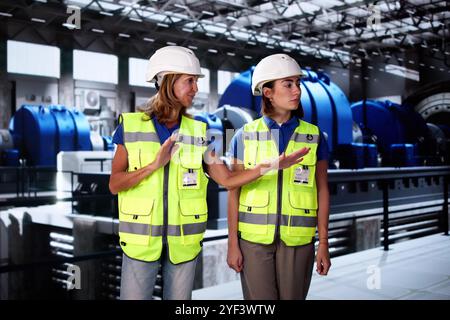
[239,117,319,246]
[118,112,208,264]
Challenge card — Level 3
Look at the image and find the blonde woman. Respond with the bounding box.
[227,54,331,300]
[109,46,309,300]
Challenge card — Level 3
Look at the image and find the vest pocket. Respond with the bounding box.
[179,198,208,217]
[238,189,270,235]
[239,189,270,210]
[127,148,141,172]
[301,144,317,165]
[118,197,154,246]
[286,191,317,237]
[243,143,258,169]
[127,147,157,172]
[177,149,203,190]
[179,198,208,244]
[288,190,318,211]
[140,148,157,167]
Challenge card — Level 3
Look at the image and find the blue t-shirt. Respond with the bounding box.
[228,116,329,162]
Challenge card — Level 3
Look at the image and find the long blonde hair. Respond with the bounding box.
[141,73,190,123]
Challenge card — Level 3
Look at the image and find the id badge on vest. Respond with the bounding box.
[293,165,310,184]
[182,169,198,188]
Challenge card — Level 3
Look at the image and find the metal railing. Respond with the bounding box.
[328,166,450,250]
[0,166,57,201]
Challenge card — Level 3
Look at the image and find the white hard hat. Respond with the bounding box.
[146,46,204,85]
[251,53,305,96]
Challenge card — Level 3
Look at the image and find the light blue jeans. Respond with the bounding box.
[120,250,198,300]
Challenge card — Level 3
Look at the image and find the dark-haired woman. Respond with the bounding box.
[227,54,331,300]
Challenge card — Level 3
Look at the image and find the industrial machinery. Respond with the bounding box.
[0,105,114,206]
[404,81,450,165]
[9,105,113,166]
[351,99,439,167]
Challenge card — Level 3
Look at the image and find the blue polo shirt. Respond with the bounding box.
[228,116,329,162]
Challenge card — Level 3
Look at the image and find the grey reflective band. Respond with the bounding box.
[239,212,317,227]
[167,225,179,236]
[119,222,207,236]
[124,132,160,143]
[119,222,150,235]
[290,132,319,143]
[182,222,207,235]
[166,223,207,236]
[177,134,207,147]
[280,214,317,228]
[290,132,319,144]
[152,225,163,236]
[239,212,277,224]
[243,131,271,141]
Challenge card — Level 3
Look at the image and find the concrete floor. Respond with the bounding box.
[193,233,450,300]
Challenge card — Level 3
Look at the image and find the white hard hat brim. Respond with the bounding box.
[253,71,306,96]
[147,71,205,83]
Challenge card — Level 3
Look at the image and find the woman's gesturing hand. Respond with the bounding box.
[259,147,310,174]
[151,133,179,170]
[278,147,310,169]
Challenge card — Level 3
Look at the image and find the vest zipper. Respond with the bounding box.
[162,164,170,245]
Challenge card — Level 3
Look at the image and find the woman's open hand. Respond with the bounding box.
[151,133,179,170]
[259,147,310,174]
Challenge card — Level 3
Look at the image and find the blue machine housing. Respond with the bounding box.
[390,144,416,167]
[1,149,20,166]
[337,143,378,169]
[218,68,353,156]
[11,105,93,166]
[68,107,92,151]
[351,100,430,166]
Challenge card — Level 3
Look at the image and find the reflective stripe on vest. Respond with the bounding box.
[177,134,208,147]
[238,212,317,228]
[124,132,160,143]
[291,132,319,144]
[242,131,271,141]
[119,221,207,236]
[243,131,319,144]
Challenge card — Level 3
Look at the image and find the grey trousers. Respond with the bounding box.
[239,238,315,300]
[120,253,198,300]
